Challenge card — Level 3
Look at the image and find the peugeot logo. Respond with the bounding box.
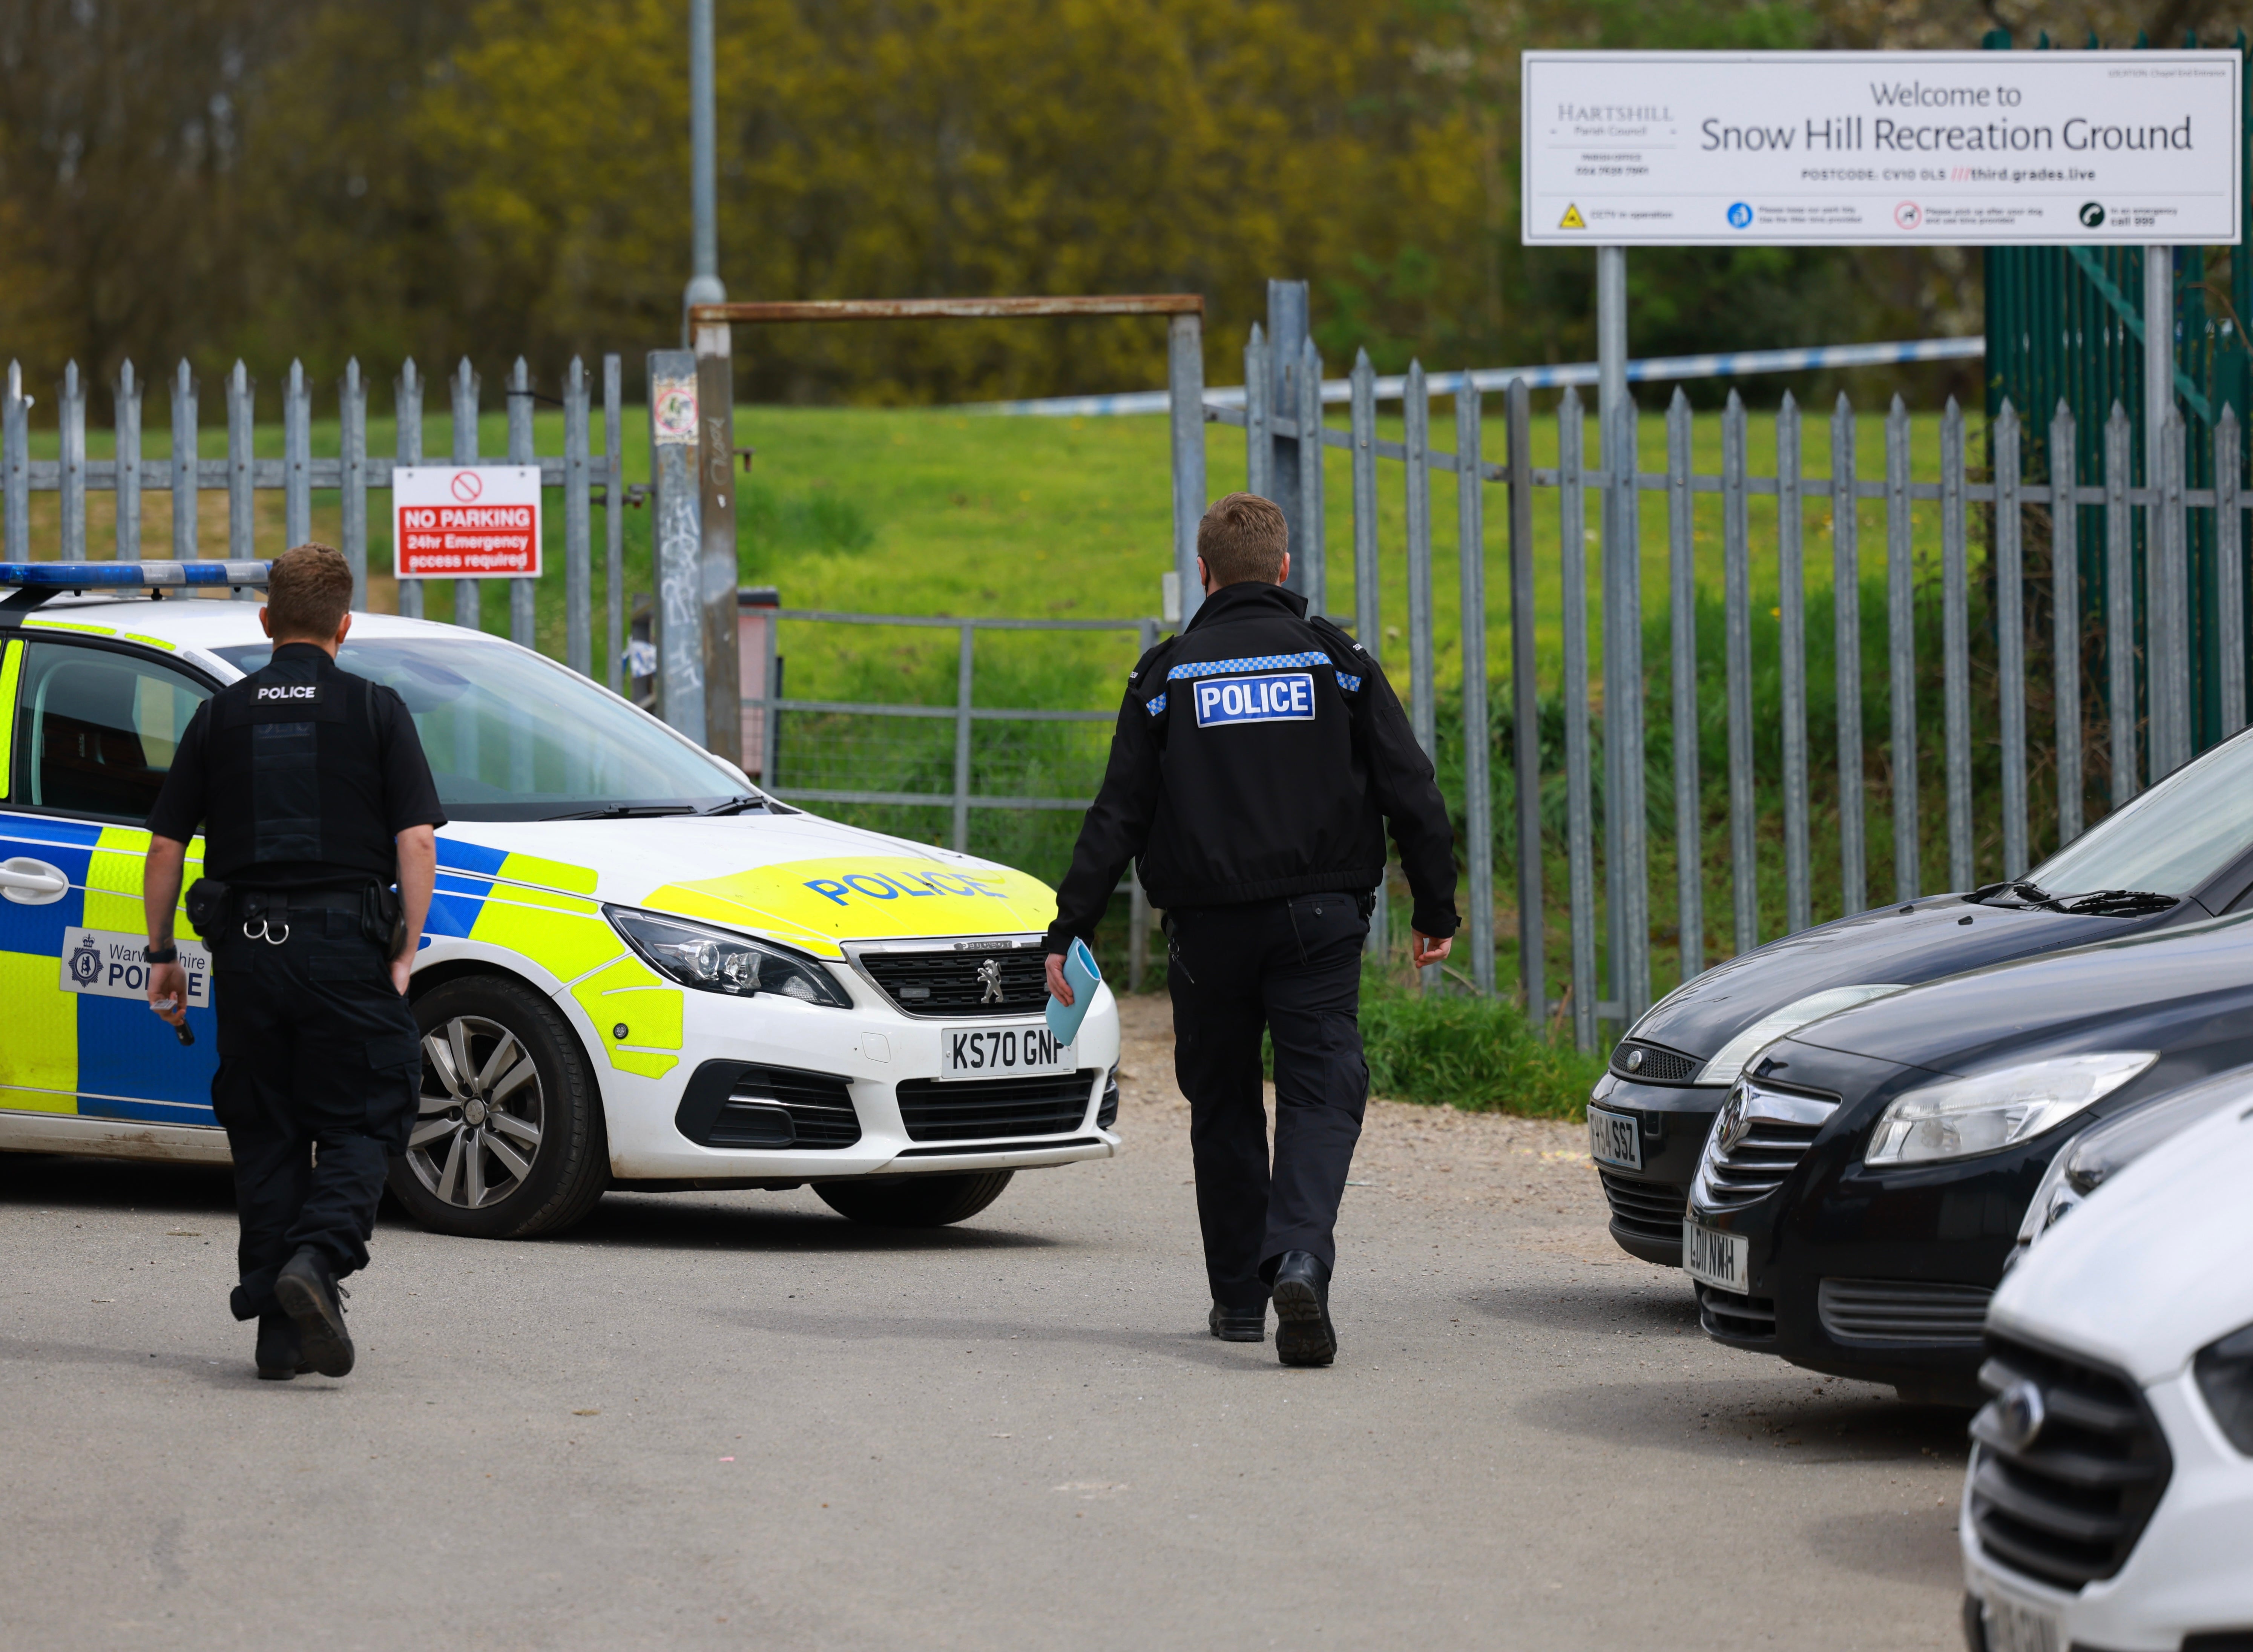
[1715,1087,1751,1155]
[1990,1379,2047,1450]
[977,957,1005,1004]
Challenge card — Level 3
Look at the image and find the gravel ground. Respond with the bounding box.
[0,993,1970,1652]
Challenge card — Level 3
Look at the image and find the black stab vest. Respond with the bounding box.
[199,646,399,887]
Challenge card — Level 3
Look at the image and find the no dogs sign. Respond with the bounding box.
[393,465,543,580]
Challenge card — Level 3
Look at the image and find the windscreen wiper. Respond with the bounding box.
[546,803,698,821]
[2046,889,2178,917]
[699,794,772,816]
[1965,879,2053,906]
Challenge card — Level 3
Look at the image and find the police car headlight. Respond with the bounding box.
[606,907,853,1008]
[1865,1052,2153,1166]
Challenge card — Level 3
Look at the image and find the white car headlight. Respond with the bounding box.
[1867,1052,2155,1167]
[1696,984,1908,1084]
[607,906,853,1008]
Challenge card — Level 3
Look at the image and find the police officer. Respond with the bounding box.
[142,543,445,1381]
[1045,493,1457,1367]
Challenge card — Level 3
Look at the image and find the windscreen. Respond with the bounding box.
[213,639,746,821]
[2031,730,2253,897]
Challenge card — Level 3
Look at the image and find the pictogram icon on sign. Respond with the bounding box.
[1893,201,1923,231]
[450,471,484,503]
[1558,203,1587,230]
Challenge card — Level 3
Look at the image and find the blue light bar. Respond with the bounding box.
[0,560,269,589]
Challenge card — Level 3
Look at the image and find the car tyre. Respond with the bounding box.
[388,974,609,1239]
[814,1170,1014,1227]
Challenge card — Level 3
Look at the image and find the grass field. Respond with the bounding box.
[12,396,2007,1115]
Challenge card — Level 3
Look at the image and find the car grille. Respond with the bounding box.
[894,1070,1097,1143]
[1818,1278,1992,1345]
[1968,1334,2172,1591]
[1097,1071,1119,1129]
[1697,1284,1777,1340]
[1695,1077,1838,1210]
[676,1063,861,1151]
[1609,1040,1702,1084]
[856,943,1050,1018]
[1598,1170,1687,1242]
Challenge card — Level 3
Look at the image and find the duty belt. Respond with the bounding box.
[232,885,371,946]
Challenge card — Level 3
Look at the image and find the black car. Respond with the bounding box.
[1589,726,2253,1267]
[1680,908,2253,1401]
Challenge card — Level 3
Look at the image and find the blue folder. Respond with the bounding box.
[1045,937,1102,1045]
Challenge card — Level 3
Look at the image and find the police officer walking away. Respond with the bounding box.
[142,544,445,1380]
[1044,494,1457,1367]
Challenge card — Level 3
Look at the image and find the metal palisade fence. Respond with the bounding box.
[1223,333,2247,1050]
[0,354,631,689]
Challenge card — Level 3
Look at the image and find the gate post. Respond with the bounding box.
[1167,310,1205,627]
[694,316,742,764]
[647,348,707,745]
[1265,279,1310,600]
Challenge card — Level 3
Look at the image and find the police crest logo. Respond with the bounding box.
[67,936,103,987]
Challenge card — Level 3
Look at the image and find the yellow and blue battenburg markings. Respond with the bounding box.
[428,839,686,1080]
[0,810,218,1126]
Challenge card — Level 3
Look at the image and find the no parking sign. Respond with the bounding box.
[393,465,543,580]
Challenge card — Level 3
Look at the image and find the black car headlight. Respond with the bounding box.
[2195,1323,2253,1456]
[1865,1052,2154,1166]
[607,906,852,1007]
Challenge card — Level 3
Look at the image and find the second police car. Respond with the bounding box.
[0,563,1120,1236]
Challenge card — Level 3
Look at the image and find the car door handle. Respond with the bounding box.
[0,857,70,904]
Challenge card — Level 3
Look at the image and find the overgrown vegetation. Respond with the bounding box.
[1359,966,1604,1119]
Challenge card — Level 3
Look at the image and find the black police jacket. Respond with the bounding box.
[146,642,446,890]
[1044,580,1457,951]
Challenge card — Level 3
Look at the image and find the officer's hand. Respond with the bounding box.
[389,953,413,997]
[1410,930,1452,968]
[146,961,188,1027]
[1044,951,1074,1007]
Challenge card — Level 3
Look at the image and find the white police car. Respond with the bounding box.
[0,562,1120,1236]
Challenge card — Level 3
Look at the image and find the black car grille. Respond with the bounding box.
[1818,1278,1992,1345]
[894,1070,1097,1143]
[1968,1334,2172,1592]
[1609,1040,1702,1084]
[1096,1071,1119,1129]
[1697,1079,1838,1210]
[857,945,1049,1018]
[1598,1171,1687,1242]
[674,1062,861,1151]
[1697,1284,1777,1340]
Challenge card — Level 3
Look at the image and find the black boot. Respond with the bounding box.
[274,1247,355,1378]
[1270,1251,1336,1368]
[254,1309,311,1381]
[1209,1300,1267,1342]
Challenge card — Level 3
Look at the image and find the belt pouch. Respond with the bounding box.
[184,877,230,934]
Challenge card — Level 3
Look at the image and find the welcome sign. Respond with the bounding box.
[1523,51,2242,247]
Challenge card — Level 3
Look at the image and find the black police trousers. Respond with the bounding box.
[1166,893,1371,1308]
[209,910,421,1322]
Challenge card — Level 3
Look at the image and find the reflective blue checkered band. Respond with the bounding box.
[1334,672,1363,693]
[1146,693,1168,716]
[1166,651,1331,681]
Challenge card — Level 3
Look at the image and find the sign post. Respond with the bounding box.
[1523,46,2241,1029]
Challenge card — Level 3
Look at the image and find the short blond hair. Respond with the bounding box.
[265,543,354,639]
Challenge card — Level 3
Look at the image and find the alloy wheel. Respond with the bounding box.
[406,1014,546,1209]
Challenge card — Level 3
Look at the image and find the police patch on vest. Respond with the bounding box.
[1192,671,1316,728]
[253,683,325,705]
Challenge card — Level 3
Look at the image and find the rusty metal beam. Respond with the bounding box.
[688,295,1202,325]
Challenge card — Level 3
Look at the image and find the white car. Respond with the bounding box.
[0,564,1120,1236]
[1961,1075,2253,1652]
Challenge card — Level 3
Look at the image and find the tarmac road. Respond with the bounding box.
[0,997,1970,1652]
